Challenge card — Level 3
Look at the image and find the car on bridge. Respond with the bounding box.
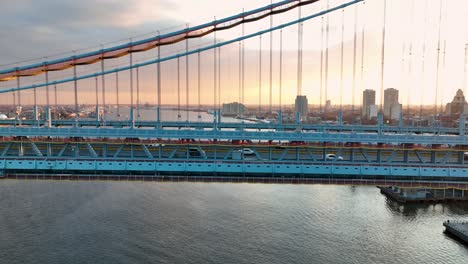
[239,148,255,155]
[325,154,343,161]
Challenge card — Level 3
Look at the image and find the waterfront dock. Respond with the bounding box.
[379,186,468,203]
[444,221,468,244]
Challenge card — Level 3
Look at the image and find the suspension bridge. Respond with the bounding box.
[0,0,467,186]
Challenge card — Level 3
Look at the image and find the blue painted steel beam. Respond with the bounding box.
[1,158,468,179]
[0,119,464,136]
[0,127,466,145]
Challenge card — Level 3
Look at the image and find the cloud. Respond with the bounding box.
[0,0,179,65]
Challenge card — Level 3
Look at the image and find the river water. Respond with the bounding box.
[0,181,467,264]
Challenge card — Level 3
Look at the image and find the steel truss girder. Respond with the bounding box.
[0,127,466,145]
[1,158,468,179]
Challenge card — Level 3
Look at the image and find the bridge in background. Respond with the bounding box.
[0,0,467,186]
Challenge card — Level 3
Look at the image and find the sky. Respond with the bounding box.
[0,0,467,108]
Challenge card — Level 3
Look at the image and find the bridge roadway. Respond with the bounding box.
[0,139,467,181]
[0,124,466,146]
[1,119,465,136]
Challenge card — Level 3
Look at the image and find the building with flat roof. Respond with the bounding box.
[295,95,308,119]
[384,88,401,120]
[362,89,376,120]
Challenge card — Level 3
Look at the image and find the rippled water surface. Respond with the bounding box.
[0,181,467,264]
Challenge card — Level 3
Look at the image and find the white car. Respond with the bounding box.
[240,148,255,155]
[325,154,343,161]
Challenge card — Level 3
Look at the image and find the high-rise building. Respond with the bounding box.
[362,89,376,119]
[383,88,401,120]
[445,89,468,116]
[295,95,308,118]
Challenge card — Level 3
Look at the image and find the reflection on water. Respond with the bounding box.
[0,181,467,264]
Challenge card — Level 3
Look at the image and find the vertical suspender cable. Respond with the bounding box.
[379,0,387,113]
[339,9,345,111]
[324,0,330,115]
[352,4,358,115]
[186,31,190,121]
[440,1,447,115]
[45,69,49,119]
[54,85,58,119]
[238,42,242,111]
[17,73,21,108]
[280,29,283,112]
[320,7,324,113]
[435,0,443,118]
[420,1,428,118]
[45,64,50,109]
[407,0,415,120]
[95,76,99,118]
[360,2,365,117]
[242,11,245,106]
[198,51,201,114]
[400,42,406,111]
[214,22,217,111]
[101,55,106,121]
[136,67,140,119]
[129,43,134,113]
[13,77,16,109]
[116,72,120,118]
[73,63,78,118]
[269,1,274,113]
[464,45,468,97]
[15,75,20,119]
[177,56,181,118]
[157,31,162,112]
[33,85,37,113]
[218,46,221,110]
[297,5,303,97]
[259,34,262,115]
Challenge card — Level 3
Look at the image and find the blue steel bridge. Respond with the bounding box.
[0,0,467,187]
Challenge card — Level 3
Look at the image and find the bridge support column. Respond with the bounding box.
[102,144,107,158]
[350,148,354,162]
[338,111,343,125]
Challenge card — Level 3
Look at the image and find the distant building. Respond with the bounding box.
[222,102,246,116]
[445,89,468,117]
[325,100,332,112]
[295,95,308,118]
[367,105,378,120]
[362,89,377,120]
[383,88,402,120]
